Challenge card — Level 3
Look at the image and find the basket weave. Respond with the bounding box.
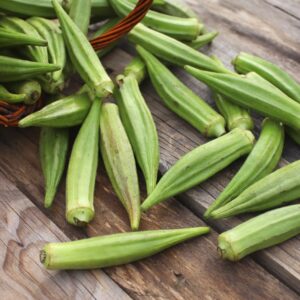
[0,0,153,127]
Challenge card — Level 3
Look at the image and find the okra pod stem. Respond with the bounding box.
[185,67,300,130]
[110,0,202,41]
[211,160,300,219]
[218,205,300,261]
[40,126,69,208]
[141,129,255,212]
[205,118,284,218]
[0,84,26,103]
[137,46,226,138]
[128,24,230,73]
[19,92,91,128]
[66,98,101,226]
[41,227,210,270]
[117,73,160,195]
[100,103,141,230]
[52,0,114,98]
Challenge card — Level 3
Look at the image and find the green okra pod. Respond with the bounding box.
[186,31,219,49]
[128,24,230,73]
[137,46,226,138]
[152,0,198,18]
[6,80,42,105]
[0,55,60,82]
[19,92,91,128]
[185,67,300,130]
[0,84,26,103]
[0,16,49,64]
[211,160,300,219]
[233,52,300,103]
[214,93,254,131]
[121,56,147,85]
[110,0,202,41]
[0,27,47,48]
[100,103,140,230]
[41,226,210,270]
[40,127,69,208]
[205,119,284,218]
[27,17,66,93]
[69,0,92,36]
[52,0,114,98]
[66,98,101,226]
[218,205,300,261]
[141,129,255,212]
[117,73,160,196]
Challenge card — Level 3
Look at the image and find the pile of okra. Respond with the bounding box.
[1,0,300,270]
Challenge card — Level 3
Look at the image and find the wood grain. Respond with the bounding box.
[0,172,131,300]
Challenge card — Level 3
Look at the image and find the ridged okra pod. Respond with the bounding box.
[152,0,198,18]
[27,17,66,93]
[186,31,219,49]
[185,67,300,130]
[205,119,284,218]
[128,24,230,73]
[137,46,226,138]
[211,160,300,219]
[69,0,92,36]
[40,127,69,208]
[233,52,300,103]
[6,80,42,105]
[66,98,101,226]
[19,92,91,128]
[100,103,140,230]
[214,93,254,131]
[117,73,160,196]
[218,205,300,261]
[0,55,60,82]
[41,227,210,270]
[141,129,255,212]
[110,0,201,41]
[0,17,49,64]
[52,0,114,98]
[0,27,47,48]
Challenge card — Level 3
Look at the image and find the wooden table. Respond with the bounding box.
[1,1,300,299]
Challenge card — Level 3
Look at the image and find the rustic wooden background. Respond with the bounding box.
[1,0,300,299]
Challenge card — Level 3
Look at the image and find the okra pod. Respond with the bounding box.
[0,84,26,103]
[41,226,210,270]
[27,17,66,93]
[211,160,300,219]
[40,127,69,208]
[186,31,219,49]
[19,92,91,128]
[66,98,101,226]
[6,80,42,105]
[110,0,201,41]
[205,119,284,218]
[185,67,300,130]
[52,0,114,98]
[117,73,160,195]
[100,103,140,230]
[120,56,147,85]
[0,27,47,48]
[233,52,300,103]
[214,93,254,131]
[141,129,255,212]
[0,17,49,64]
[128,24,230,73]
[69,0,91,36]
[218,205,300,261]
[137,46,226,138]
[0,55,60,82]
[152,0,198,18]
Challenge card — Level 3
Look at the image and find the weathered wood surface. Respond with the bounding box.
[1,0,300,299]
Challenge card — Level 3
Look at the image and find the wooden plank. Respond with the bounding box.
[0,122,298,297]
[0,172,131,300]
